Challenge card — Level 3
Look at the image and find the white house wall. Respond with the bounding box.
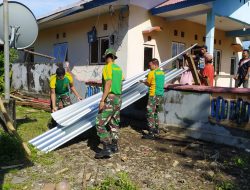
[34,10,129,77]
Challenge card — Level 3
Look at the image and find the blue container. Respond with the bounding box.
[229,100,236,120]
[215,97,223,122]
[236,98,243,124]
[221,100,228,120]
[211,99,216,118]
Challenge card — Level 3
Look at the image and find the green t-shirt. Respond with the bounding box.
[50,72,73,95]
[147,68,165,96]
[102,62,123,95]
[155,69,165,96]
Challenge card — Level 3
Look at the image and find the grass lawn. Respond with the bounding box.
[0,106,51,166]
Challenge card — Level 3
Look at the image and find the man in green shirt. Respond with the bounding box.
[95,48,123,159]
[141,58,165,139]
[50,67,82,112]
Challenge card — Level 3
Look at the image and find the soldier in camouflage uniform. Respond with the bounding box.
[141,58,165,139]
[95,48,123,159]
[50,67,82,113]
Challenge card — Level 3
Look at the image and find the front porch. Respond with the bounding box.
[151,0,250,87]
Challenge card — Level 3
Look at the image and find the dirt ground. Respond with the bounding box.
[2,123,250,190]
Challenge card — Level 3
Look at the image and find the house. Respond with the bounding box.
[20,0,250,88]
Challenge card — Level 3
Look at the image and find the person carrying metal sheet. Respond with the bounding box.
[141,58,165,139]
[50,67,82,113]
[95,48,123,159]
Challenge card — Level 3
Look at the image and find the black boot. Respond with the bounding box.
[111,139,119,153]
[142,130,156,140]
[95,143,112,159]
[152,128,160,135]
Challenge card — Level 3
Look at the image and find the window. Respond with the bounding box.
[195,34,198,40]
[172,42,185,57]
[89,36,110,65]
[53,42,68,63]
[174,30,178,36]
[230,57,236,75]
[171,42,185,68]
[181,31,185,38]
[144,45,155,71]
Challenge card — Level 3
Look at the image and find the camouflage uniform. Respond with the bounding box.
[95,48,123,147]
[147,96,163,130]
[96,94,122,143]
[56,92,72,108]
[146,68,165,131]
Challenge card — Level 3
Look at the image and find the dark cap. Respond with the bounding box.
[201,45,208,50]
[56,67,66,77]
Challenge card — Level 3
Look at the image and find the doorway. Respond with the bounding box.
[213,50,221,75]
[144,45,155,71]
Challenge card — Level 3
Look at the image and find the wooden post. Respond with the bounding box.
[0,98,31,156]
[185,55,202,85]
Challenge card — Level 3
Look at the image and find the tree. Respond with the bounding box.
[0,49,18,92]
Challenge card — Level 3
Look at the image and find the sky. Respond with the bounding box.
[0,0,79,18]
[243,41,250,49]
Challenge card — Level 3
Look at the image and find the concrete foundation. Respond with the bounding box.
[124,85,250,150]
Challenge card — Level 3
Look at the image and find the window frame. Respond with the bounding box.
[89,36,110,65]
[171,41,186,57]
[171,41,186,68]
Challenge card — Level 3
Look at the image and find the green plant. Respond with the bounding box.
[232,155,249,168]
[29,145,56,166]
[0,48,18,92]
[0,129,26,166]
[91,172,138,190]
[216,181,237,190]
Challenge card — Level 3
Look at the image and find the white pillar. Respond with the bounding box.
[205,9,215,55]
[3,0,10,100]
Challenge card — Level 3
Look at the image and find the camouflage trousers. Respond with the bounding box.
[56,92,71,108]
[147,96,163,130]
[96,94,122,143]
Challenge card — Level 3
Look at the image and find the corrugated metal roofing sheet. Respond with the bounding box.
[29,44,197,152]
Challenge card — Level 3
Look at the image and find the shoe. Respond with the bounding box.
[111,139,119,153]
[153,128,160,135]
[95,143,112,159]
[142,131,156,140]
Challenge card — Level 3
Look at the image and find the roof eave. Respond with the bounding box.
[38,0,118,24]
[151,0,215,15]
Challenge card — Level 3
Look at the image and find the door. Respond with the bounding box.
[230,57,236,75]
[213,50,221,75]
[144,45,154,71]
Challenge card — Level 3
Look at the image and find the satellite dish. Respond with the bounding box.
[0,1,38,49]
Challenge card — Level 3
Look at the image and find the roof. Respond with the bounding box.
[155,0,187,8]
[38,0,92,20]
[38,0,117,24]
[151,0,215,15]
